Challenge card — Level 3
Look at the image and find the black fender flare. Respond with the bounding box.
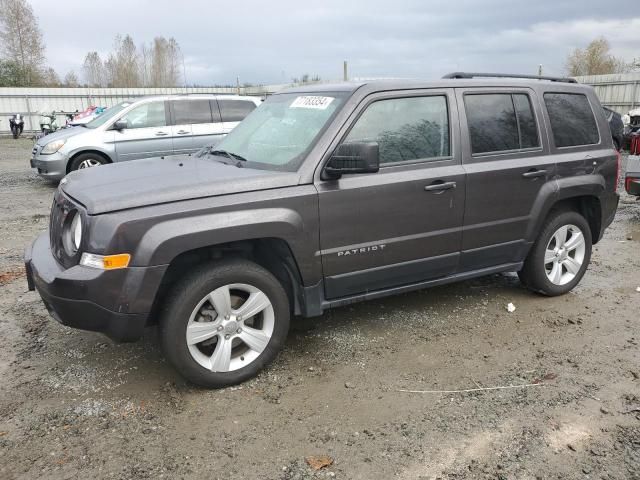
[132,207,305,267]
[524,175,605,244]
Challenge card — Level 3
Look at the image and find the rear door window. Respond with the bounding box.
[218,100,257,122]
[544,93,599,147]
[171,100,213,125]
[344,95,450,164]
[464,93,540,155]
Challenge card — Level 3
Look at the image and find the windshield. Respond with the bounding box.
[211,92,347,171]
[84,101,132,129]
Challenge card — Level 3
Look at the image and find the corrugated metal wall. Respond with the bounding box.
[0,85,287,134]
[575,73,640,114]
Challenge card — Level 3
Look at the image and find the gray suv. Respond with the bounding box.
[30,95,262,181]
[25,73,619,388]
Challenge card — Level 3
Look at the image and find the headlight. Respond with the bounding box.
[41,139,66,154]
[63,210,82,255]
[71,212,82,251]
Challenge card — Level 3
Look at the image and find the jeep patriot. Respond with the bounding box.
[25,73,620,387]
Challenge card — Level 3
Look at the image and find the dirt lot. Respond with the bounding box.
[0,137,638,480]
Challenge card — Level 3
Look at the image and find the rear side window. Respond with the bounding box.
[464,93,540,154]
[171,100,213,125]
[344,95,450,164]
[218,100,257,122]
[544,93,599,147]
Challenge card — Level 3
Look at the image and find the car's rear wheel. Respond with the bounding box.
[68,153,107,172]
[519,210,592,296]
[160,259,290,388]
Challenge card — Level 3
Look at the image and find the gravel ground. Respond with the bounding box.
[0,137,639,480]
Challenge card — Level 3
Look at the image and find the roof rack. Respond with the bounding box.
[442,72,577,84]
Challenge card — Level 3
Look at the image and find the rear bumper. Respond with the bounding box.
[25,232,166,342]
[626,178,640,196]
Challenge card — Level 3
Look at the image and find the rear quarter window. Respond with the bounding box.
[544,93,599,147]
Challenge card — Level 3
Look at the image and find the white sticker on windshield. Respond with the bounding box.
[290,96,334,110]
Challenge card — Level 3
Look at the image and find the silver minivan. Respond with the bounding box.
[30,95,262,181]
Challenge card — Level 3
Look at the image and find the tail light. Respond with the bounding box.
[615,149,621,193]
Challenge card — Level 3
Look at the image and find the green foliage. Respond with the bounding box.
[0,58,24,86]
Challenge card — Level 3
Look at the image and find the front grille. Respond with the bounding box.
[49,189,81,268]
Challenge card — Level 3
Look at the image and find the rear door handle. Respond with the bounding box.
[155,131,169,136]
[424,181,456,192]
[522,169,547,179]
[176,130,190,135]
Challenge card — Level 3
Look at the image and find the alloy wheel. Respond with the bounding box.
[78,158,101,169]
[186,283,275,372]
[544,224,586,286]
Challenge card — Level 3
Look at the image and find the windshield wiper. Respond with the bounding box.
[210,149,248,163]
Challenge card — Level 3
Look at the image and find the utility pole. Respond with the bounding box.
[237,76,241,95]
[343,61,348,81]
[538,64,543,77]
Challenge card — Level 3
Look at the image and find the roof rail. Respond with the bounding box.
[442,72,577,84]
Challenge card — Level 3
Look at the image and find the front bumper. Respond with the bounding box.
[25,232,167,342]
[31,150,68,181]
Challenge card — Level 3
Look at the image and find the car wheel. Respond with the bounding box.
[519,210,592,296]
[68,153,107,172]
[160,259,290,388]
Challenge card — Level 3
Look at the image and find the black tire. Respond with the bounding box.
[12,127,19,139]
[68,152,107,172]
[519,210,592,296]
[159,259,290,388]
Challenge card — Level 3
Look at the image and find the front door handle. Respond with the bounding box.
[176,130,190,135]
[522,169,547,179]
[424,181,457,192]
[155,131,169,136]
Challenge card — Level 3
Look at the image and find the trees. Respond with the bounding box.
[107,34,140,87]
[82,51,105,87]
[81,35,183,87]
[149,36,182,87]
[0,58,23,86]
[64,70,79,87]
[41,66,60,86]
[566,38,630,76]
[0,0,46,86]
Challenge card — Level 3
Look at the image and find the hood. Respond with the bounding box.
[61,154,301,215]
[36,126,85,146]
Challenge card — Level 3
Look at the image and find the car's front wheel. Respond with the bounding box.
[160,259,290,388]
[519,210,592,296]
[68,153,107,172]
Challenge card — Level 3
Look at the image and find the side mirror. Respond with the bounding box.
[112,119,128,131]
[325,142,380,178]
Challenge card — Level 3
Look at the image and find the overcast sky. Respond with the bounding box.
[31,0,640,85]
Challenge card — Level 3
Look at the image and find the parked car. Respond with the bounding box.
[603,106,624,151]
[623,108,640,150]
[25,73,619,387]
[625,156,640,197]
[30,95,262,180]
